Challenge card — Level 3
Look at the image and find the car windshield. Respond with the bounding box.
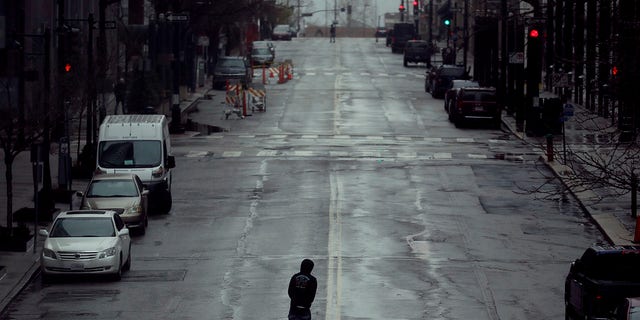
[98,140,161,168]
[50,217,116,238]
[462,91,496,102]
[409,42,429,49]
[218,59,245,68]
[440,68,465,77]
[252,48,271,55]
[87,179,138,197]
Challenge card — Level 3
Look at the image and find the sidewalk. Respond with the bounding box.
[1,72,637,313]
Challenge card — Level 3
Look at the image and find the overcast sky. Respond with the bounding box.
[302,0,401,28]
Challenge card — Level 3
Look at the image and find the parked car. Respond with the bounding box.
[212,56,253,89]
[78,173,148,234]
[403,40,431,67]
[374,28,388,39]
[444,79,480,112]
[613,297,640,319]
[39,210,131,281]
[390,23,416,53]
[565,246,640,320]
[425,64,468,98]
[252,40,275,57]
[448,87,500,128]
[250,46,275,66]
[272,24,292,41]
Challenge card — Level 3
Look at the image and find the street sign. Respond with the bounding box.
[552,72,570,88]
[563,103,574,117]
[509,52,524,64]
[103,20,116,29]
[167,14,189,22]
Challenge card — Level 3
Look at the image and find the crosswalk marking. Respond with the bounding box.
[398,152,417,158]
[271,134,287,139]
[186,151,210,158]
[396,136,412,141]
[239,135,255,138]
[180,150,537,161]
[366,136,384,140]
[434,152,452,159]
[257,150,278,157]
[222,151,242,157]
[330,151,349,157]
[456,138,475,143]
[302,135,319,139]
[333,135,350,139]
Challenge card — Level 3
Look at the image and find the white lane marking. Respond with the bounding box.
[424,137,443,143]
[222,151,242,157]
[396,136,412,141]
[302,135,319,139]
[434,152,452,159]
[468,154,488,159]
[456,138,475,143]
[366,136,384,140]
[398,152,418,158]
[293,151,315,157]
[185,151,209,158]
[270,134,287,139]
[333,135,350,139]
[257,150,277,157]
[326,172,343,320]
[239,135,255,138]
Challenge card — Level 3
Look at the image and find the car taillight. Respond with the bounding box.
[152,167,165,178]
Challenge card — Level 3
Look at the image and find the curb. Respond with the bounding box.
[0,254,40,314]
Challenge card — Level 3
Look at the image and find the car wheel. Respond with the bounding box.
[123,245,131,271]
[112,254,122,281]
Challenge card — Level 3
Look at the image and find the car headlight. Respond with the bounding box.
[124,204,142,216]
[99,247,117,259]
[43,248,57,259]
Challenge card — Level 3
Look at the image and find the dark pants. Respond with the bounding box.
[288,307,311,320]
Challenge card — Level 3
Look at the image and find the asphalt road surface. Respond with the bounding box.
[1,38,604,320]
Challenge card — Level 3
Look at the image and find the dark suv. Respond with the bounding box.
[403,40,431,67]
[212,56,253,89]
[448,87,500,128]
[390,23,416,53]
[425,64,468,98]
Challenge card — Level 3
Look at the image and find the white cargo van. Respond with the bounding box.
[96,114,175,213]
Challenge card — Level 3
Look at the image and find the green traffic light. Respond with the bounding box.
[443,19,451,26]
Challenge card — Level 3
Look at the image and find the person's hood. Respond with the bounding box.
[300,259,314,274]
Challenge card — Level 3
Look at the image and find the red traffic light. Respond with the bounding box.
[64,63,72,72]
[529,29,540,38]
[413,0,418,6]
[399,4,405,11]
[612,66,618,76]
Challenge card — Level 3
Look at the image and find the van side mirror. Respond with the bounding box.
[39,229,49,237]
[166,155,176,169]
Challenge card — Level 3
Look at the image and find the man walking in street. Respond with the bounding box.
[330,24,336,43]
[288,259,317,320]
[114,78,127,114]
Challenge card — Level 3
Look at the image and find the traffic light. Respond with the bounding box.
[443,18,451,26]
[413,0,419,15]
[399,4,405,12]
[59,28,81,74]
[526,25,543,99]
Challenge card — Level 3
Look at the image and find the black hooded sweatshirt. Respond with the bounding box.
[288,259,318,311]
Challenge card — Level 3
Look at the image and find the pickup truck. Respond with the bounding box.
[565,245,640,319]
[403,40,431,67]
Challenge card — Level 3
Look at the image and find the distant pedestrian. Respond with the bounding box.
[288,259,317,320]
[330,24,336,43]
[114,78,127,114]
